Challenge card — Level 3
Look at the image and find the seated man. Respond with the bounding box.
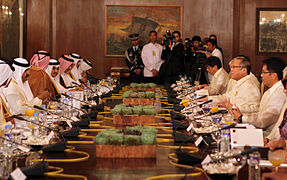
[58,55,77,88]
[46,59,68,95]
[28,50,55,98]
[79,59,93,84]
[201,56,261,123]
[3,58,49,115]
[232,57,286,137]
[69,53,82,83]
[0,59,15,123]
[203,56,229,95]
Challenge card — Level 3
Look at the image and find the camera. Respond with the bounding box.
[163,30,175,47]
[184,38,192,49]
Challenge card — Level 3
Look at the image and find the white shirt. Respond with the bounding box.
[3,79,42,115]
[207,68,229,95]
[141,42,163,77]
[247,81,286,137]
[267,102,287,141]
[210,75,261,120]
[211,48,223,66]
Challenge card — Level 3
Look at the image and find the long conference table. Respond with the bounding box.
[31,86,258,180]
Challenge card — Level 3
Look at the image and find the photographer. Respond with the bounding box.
[197,38,223,66]
[159,31,185,84]
[184,36,209,84]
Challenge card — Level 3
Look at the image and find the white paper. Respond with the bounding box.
[66,121,72,128]
[17,145,30,153]
[230,128,264,148]
[47,131,55,141]
[10,168,26,180]
[186,123,193,132]
[201,154,212,166]
[195,136,203,147]
[196,89,209,97]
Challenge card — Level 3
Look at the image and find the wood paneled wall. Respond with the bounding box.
[25,0,286,78]
[234,0,287,76]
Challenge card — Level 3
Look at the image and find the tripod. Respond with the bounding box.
[194,62,210,85]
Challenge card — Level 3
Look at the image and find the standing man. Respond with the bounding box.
[125,33,144,83]
[205,38,223,65]
[160,31,185,84]
[141,31,163,84]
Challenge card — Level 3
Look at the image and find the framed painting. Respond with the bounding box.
[256,8,287,54]
[0,0,25,58]
[105,5,183,57]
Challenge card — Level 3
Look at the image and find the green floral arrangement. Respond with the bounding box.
[112,104,156,115]
[129,83,156,89]
[94,126,157,145]
[122,90,155,99]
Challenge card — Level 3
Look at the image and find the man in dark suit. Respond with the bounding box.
[160,31,185,84]
[125,33,144,83]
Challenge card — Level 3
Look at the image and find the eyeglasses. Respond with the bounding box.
[261,71,274,74]
[230,65,246,69]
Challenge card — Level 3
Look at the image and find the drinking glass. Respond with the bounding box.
[202,103,211,114]
[268,150,285,172]
[224,113,234,125]
[211,131,221,153]
[229,149,247,180]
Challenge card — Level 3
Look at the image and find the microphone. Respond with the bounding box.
[61,93,94,106]
[12,115,53,131]
[50,97,87,113]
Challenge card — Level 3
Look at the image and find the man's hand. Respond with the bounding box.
[134,69,141,76]
[218,100,233,110]
[151,69,158,77]
[262,172,287,180]
[37,90,50,101]
[230,106,242,120]
[265,139,286,151]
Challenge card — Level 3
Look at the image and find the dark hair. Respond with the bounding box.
[209,34,218,46]
[209,34,217,40]
[191,35,201,42]
[149,30,157,36]
[206,56,222,69]
[263,57,286,80]
[206,38,217,46]
[172,31,181,37]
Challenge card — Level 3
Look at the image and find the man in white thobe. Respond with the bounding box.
[69,53,82,83]
[141,30,163,83]
[232,57,286,137]
[2,58,47,115]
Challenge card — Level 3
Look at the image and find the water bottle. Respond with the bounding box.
[83,87,89,102]
[67,92,73,117]
[3,124,12,155]
[39,105,47,136]
[220,129,230,153]
[248,150,261,180]
[61,98,68,117]
[31,113,40,138]
[87,80,91,88]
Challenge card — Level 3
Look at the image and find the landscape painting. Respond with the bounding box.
[105,5,182,56]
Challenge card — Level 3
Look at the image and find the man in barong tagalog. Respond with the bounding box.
[2,58,49,115]
[28,50,55,99]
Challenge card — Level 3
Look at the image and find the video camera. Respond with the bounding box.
[163,30,175,47]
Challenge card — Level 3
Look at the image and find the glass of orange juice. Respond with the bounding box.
[269,150,285,172]
[224,113,234,125]
[25,109,35,117]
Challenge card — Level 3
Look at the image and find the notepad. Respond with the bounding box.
[230,128,264,148]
